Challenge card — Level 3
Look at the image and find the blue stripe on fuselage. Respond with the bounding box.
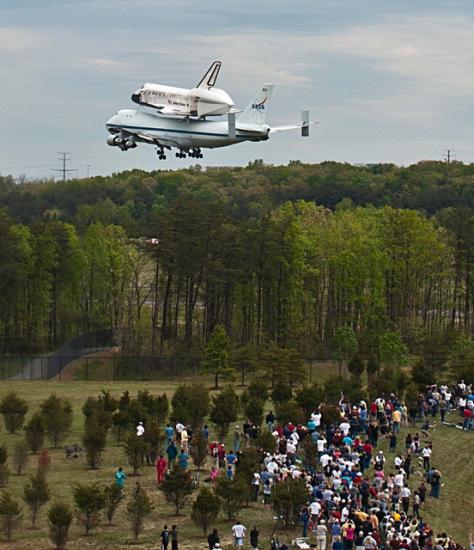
[106,123,253,140]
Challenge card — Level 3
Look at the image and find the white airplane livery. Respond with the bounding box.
[106,65,313,160]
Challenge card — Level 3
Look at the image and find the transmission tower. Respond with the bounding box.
[51,152,77,181]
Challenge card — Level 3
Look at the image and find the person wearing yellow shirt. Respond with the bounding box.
[392,409,401,433]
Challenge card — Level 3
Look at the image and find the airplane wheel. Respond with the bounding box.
[199,154,203,158]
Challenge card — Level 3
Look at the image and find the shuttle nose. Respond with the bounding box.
[131,93,140,104]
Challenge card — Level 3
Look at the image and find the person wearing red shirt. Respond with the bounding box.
[156,454,167,484]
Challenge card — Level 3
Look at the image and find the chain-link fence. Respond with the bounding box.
[1,329,115,380]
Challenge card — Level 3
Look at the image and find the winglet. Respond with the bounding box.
[197,61,222,89]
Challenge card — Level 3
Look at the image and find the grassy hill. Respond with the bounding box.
[0,380,472,548]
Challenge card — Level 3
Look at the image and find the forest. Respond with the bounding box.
[0,160,473,381]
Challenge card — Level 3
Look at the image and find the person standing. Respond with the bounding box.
[114,466,127,488]
[232,520,247,548]
[136,421,145,437]
[181,427,189,453]
[207,528,220,550]
[156,454,167,484]
[422,446,432,470]
[160,525,170,550]
[250,525,259,549]
[166,440,178,468]
[171,525,178,550]
[316,519,328,550]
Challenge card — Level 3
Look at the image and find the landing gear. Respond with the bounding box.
[188,148,203,159]
[156,147,166,160]
[176,150,187,159]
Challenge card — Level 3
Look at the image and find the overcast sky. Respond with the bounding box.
[1,0,473,179]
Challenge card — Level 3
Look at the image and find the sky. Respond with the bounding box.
[0,0,473,179]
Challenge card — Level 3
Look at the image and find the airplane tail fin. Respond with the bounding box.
[197,60,222,89]
[237,84,274,125]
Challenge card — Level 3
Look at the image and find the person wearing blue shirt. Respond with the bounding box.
[166,441,178,467]
[165,424,174,443]
[115,466,127,488]
[178,450,189,469]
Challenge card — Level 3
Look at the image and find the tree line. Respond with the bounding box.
[0,162,473,373]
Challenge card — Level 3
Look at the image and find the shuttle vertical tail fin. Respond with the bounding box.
[196,61,222,89]
[237,84,274,125]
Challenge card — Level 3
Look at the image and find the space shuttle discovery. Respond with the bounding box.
[131,60,235,117]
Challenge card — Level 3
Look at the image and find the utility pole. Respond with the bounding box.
[86,164,92,178]
[51,152,76,181]
[444,149,455,164]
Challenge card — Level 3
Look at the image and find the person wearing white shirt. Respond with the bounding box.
[136,421,145,437]
[320,453,331,467]
[422,446,432,470]
[394,471,405,488]
[232,521,246,547]
[311,411,322,427]
[317,437,326,453]
[309,500,321,518]
[339,421,350,436]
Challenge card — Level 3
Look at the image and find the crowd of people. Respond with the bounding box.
[122,380,473,549]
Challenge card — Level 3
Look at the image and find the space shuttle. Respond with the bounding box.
[131,61,235,117]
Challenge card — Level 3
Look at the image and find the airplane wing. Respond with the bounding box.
[121,128,180,149]
[269,121,319,133]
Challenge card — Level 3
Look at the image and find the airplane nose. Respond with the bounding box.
[131,93,140,104]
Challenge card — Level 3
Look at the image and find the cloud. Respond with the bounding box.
[0,27,46,53]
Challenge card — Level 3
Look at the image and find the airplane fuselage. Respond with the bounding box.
[106,109,269,150]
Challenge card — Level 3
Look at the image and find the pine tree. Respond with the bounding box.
[127,483,153,541]
[160,466,194,514]
[203,325,234,388]
[48,501,73,550]
[23,473,50,527]
[215,476,247,520]
[24,412,46,454]
[191,487,220,535]
[209,386,239,441]
[0,391,28,434]
[40,395,73,448]
[123,432,147,475]
[189,428,208,472]
[103,483,124,525]
[0,491,22,541]
[72,483,106,534]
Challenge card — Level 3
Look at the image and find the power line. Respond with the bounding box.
[51,152,77,182]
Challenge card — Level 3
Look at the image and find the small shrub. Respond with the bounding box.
[23,473,50,527]
[48,501,73,550]
[191,486,220,535]
[13,440,29,475]
[24,412,46,453]
[160,466,194,514]
[103,483,124,525]
[215,476,247,520]
[40,394,73,448]
[72,483,106,534]
[127,483,153,541]
[0,445,9,488]
[123,432,147,475]
[38,449,51,479]
[0,391,28,434]
[82,417,107,469]
[0,491,22,541]
[189,429,208,472]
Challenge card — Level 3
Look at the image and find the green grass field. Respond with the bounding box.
[0,379,472,548]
